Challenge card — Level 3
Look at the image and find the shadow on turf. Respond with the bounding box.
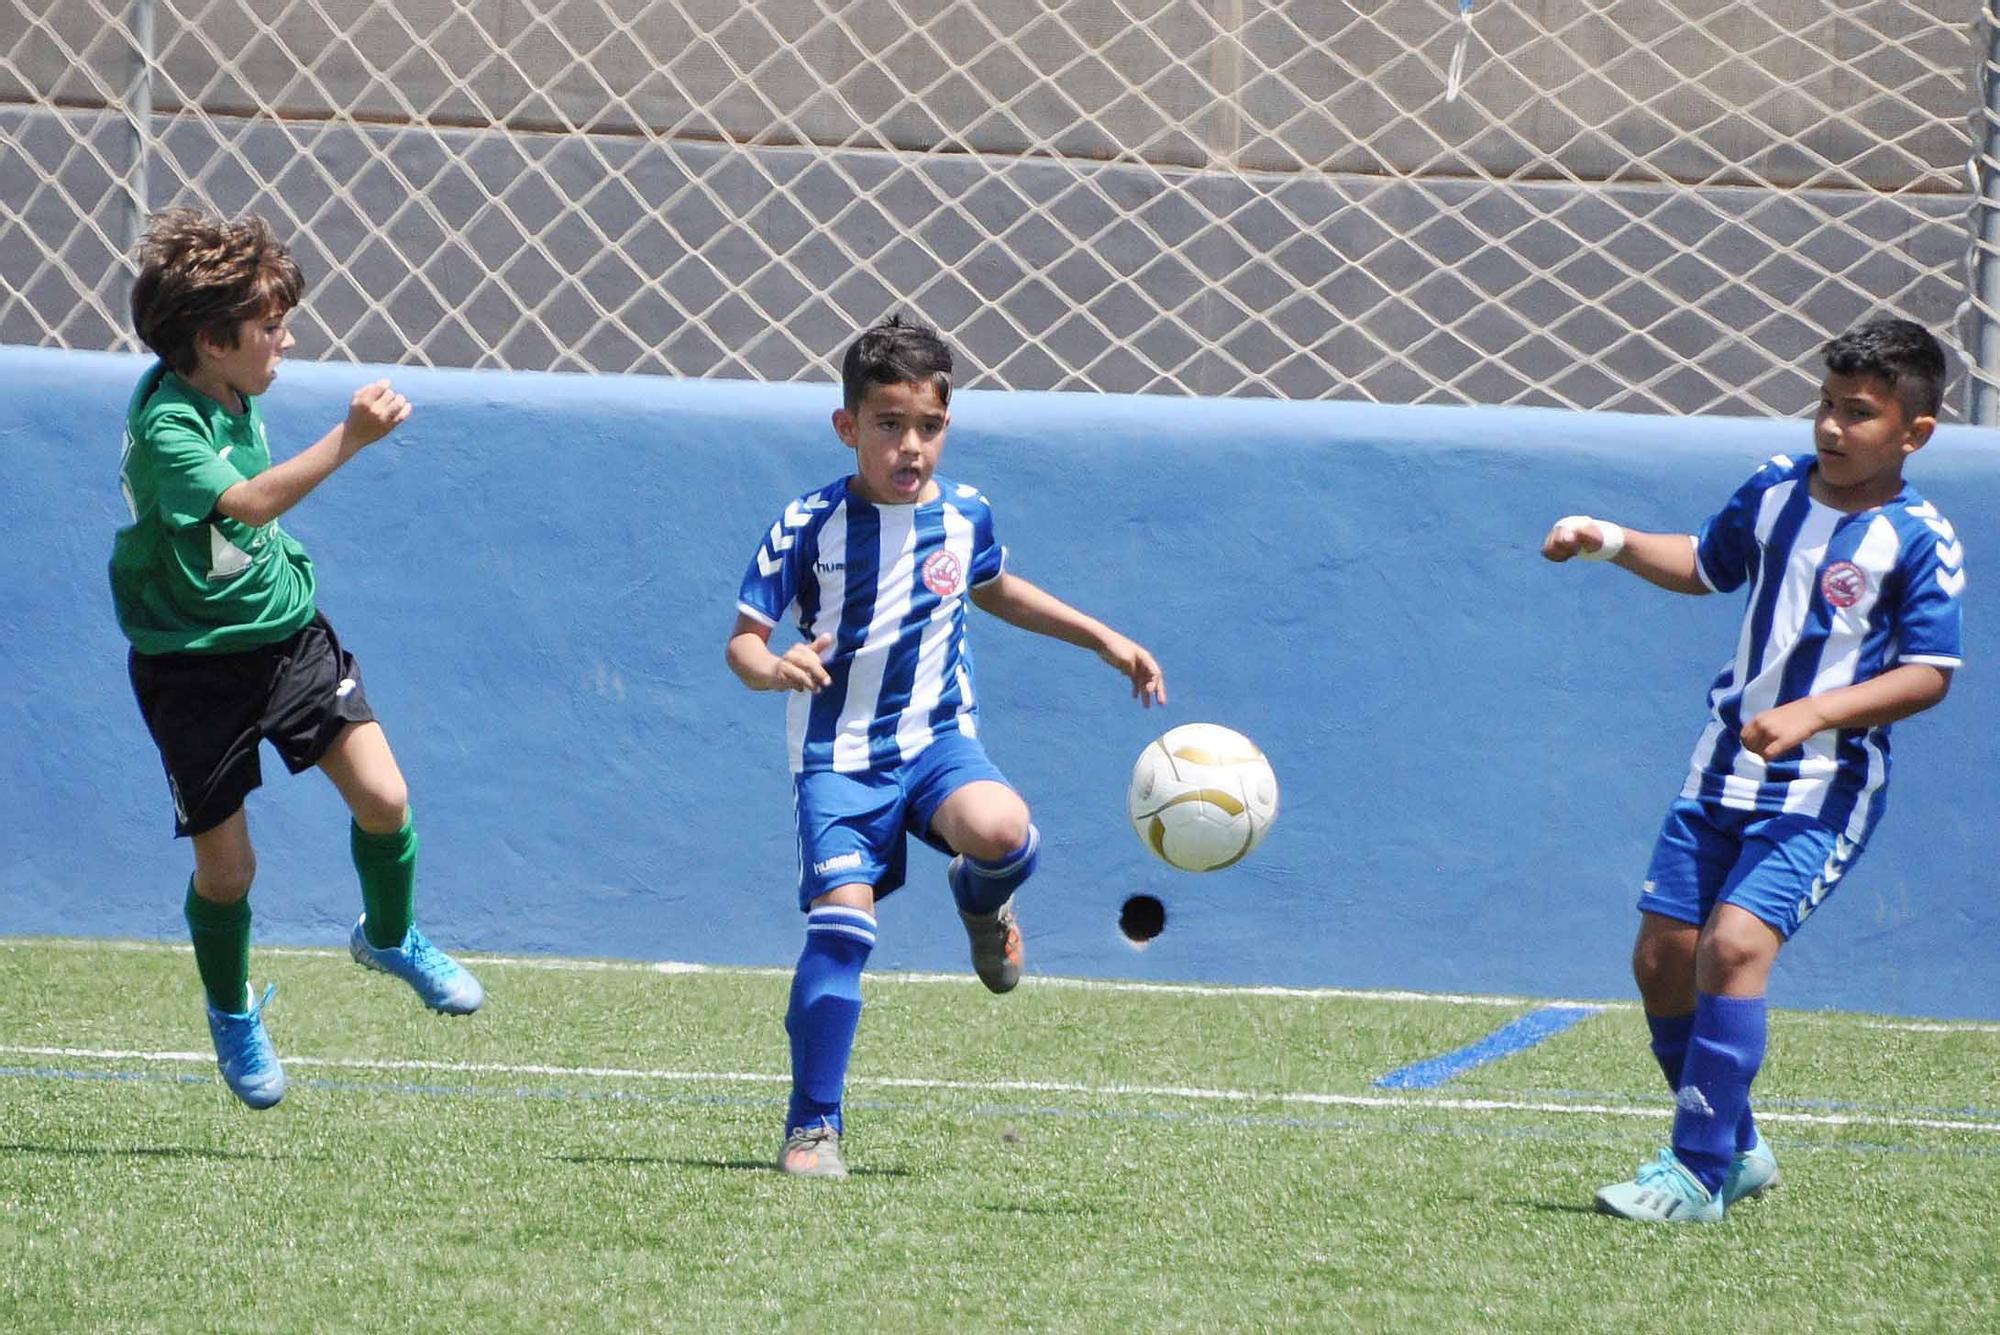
[548,1152,912,1178]
[0,1140,325,1163]
[975,1202,1095,1217]
[1510,1199,1600,1216]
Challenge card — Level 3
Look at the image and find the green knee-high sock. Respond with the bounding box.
[184,880,252,1012]
[352,817,418,949]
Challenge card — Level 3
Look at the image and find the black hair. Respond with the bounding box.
[1821,317,1947,420]
[841,314,954,413]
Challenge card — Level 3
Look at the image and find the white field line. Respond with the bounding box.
[5,1044,1999,1136]
[6,936,1598,1009]
[11,938,1998,1032]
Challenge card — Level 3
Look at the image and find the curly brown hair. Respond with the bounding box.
[129,207,305,374]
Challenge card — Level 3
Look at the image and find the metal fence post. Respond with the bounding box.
[1970,3,2000,423]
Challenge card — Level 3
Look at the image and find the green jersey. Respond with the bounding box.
[109,364,317,655]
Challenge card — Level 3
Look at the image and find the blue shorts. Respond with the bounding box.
[791,732,1013,911]
[1639,797,1870,940]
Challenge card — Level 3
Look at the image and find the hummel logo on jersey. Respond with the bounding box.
[1908,501,1968,596]
[815,560,845,574]
[1675,1085,1715,1118]
[757,494,832,577]
[1794,833,1860,926]
[813,851,865,875]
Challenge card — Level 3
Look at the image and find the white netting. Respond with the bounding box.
[2,0,1993,416]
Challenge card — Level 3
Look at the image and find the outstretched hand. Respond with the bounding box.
[768,633,835,693]
[1099,633,1167,707]
[344,380,412,450]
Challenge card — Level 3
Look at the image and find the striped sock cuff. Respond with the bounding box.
[966,824,1040,879]
[806,906,879,948]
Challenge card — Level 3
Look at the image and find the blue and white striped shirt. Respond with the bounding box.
[1683,454,1965,836]
[737,475,1007,774]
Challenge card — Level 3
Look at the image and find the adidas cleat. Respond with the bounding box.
[1594,1148,1724,1223]
[1723,1130,1781,1206]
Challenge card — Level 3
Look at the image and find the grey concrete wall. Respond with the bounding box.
[0,2,1982,412]
[2,1,1977,186]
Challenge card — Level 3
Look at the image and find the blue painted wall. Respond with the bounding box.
[4,346,1995,1017]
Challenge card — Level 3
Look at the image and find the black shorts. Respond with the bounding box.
[129,612,376,837]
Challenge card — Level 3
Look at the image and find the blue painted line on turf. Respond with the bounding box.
[1373,1005,1604,1090]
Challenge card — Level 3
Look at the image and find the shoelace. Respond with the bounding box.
[404,930,451,977]
[1633,1150,1681,1190]
[790,1120,836,1148]
[228,983,279,1074]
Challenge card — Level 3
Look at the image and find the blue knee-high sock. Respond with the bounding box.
[784,906,877,1135]
[1652,1009,1755,1153]
[949,825,1040,916]
[1670,992,1767,1193]
[1646,1010,1694,1090]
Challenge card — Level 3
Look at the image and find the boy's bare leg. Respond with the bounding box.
[317,720,409,834]
[191,807,257,904]
[322,721,482,1013]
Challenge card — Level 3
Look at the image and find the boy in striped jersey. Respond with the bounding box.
[1543,317,1963,1222]
[728,315,1167,1178]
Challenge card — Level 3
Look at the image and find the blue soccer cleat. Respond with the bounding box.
[1723,1130,1781,1206]
[1593,1148,1725,1223]
[349,917,484,1015]
[205,982,286,1110]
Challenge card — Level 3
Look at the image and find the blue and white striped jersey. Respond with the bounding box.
[1682,454,1965,836]
[737,475,1008,774]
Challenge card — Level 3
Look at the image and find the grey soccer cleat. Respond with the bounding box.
[956,888,1023,994]
[779,1121,848,1180]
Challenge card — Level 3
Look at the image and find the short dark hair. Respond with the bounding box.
[130,207,305,374]
[1821,317,1947,420]
[841,314,954,413]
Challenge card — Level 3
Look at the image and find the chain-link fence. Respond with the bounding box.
[4,1,1998,416]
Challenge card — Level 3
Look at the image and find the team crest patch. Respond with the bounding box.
[1821,560,1866,609]
[921,549,963,597]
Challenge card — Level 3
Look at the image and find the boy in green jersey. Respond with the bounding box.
[111,207,483,1110]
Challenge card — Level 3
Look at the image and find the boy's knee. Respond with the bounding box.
[350,786,410,835]
[956,815,1030,863]
[1630,928,1696,1001]
[1697,927,1771,980]
[193,856,256,903]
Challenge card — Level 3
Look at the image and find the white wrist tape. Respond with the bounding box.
[1558,515,1625,561]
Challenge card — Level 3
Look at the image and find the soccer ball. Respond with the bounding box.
[1127,723,1279,872]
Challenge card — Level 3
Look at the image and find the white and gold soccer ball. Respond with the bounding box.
[1127,723,1279,872]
